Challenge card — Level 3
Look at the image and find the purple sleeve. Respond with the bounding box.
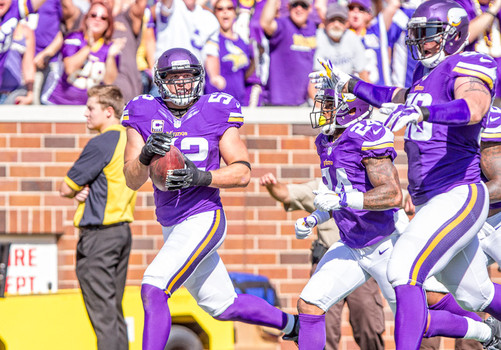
[61,32,85,58]
[482,107,501,143]
[356,122,397,160]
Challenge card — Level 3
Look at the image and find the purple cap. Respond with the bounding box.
[348,0,372,14]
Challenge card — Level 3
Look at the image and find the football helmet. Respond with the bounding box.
[406,0,469,68]
[310,89,372,135]
[154,48,205,106]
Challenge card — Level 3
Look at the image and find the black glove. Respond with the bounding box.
[166,155,212,191]
[139,132,173,166]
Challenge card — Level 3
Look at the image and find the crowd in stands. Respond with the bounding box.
[1,0,501,106]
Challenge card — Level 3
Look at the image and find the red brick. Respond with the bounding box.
[55,123,87,134]
[0,180,18,191]
[259,152,289,164]
[292,153,320,164]
[10,136,41,148]
[239,123,255,136]
[21,151,53,162]
[44,136,77,148]
[0,123,17,133]
[257,238,287,250]
[55,150,81,162]
[246,138,277,150]
[258,124,289,136]
[45,166,71,177]
[281,138,311,150]
[21,123,52,134]
[0,136,6,147]
[0,151,18,162]
[9,195,40,206]
[10,166,41,177]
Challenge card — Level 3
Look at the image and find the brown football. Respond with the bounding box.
[148,146,185,191]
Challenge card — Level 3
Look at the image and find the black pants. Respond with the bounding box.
[76,223,132,350]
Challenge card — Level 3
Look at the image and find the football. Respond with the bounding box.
[149,146,185,191]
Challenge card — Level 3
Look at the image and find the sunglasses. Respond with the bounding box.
[90,12,108,20]
[348,4,368,12]
[291,2,309,9]
[215,6,235,11]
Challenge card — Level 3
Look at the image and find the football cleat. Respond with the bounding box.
[483,316,501,350]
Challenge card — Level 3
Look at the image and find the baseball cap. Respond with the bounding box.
[289,0,312,6]
[348,0,373,14]
[326,3,348,21]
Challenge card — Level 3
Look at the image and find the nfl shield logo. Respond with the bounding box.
[174,119,182,128]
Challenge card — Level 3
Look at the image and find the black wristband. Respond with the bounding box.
[347,78,360,93]
[420,106,430,121]
[139,151,153,166]
[231,160,252,170]
[198,171,212,187]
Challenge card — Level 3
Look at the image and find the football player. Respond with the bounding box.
[290,89,407,348]
[291,89,501,349]
[122,48,295,350]
[310,0,501,348]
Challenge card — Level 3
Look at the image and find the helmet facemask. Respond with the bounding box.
[154,59,205,107]
[310,90,372,135]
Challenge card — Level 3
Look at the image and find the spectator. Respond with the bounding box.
[260,0,316,106]
[59,85,137,350]
[31,0,64,104]
[0,20,35,104]
[0,0,50,89]
[347,0,393,85]
[46,1,125,105]
[203,0,254,105]
[111,0,148,103]
[152,0,219,61]
[136,6,156,94]
[260,173,386,350]
[308,2,368,100]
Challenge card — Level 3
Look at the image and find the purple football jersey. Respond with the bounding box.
[32,0,62,56]
[0,0,34,87]
[481,106,501,209]
[405,52,497,205]
[122,92,244,226]
[266,16,316,106]
[204,33,251,105]
[47,32,117,105]
[316,119,399,249]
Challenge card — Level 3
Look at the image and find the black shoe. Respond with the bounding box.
[483,316,501,350]
[282,314,299,344]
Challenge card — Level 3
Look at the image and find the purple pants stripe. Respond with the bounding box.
[409,183,486,285]
[165,209,226,294]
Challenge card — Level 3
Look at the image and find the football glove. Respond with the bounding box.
[166,155,212,191]
[313,190,342,212]
[314,190,364,211]
[295,216,318,239]
[309,58,351,95]
[379,103,423,132]
[139,132,173,166]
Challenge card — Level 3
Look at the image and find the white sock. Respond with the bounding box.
[464,317,491,342]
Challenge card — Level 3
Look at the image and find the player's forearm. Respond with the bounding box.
[481,143,501,203]
[209,164,250,188]
[124,158,150,190]
[348,79,404,107]
[363,185,403,210]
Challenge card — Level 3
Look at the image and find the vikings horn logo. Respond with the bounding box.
[447,7,467,27]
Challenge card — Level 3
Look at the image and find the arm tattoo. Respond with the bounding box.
[456,77,490,96]
[362,156,402,210]
[481,142,501,203]
[392,88,409,104]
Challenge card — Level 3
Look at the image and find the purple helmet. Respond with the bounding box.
[405,0,469,68]
[310,89,372,135]
[154,48,205,106]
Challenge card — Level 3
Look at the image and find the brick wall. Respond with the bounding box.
[0,106,499,350]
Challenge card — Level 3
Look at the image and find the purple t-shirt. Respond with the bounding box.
[122,93,244,226]
[47,32,117,105]
[266,16,316,105]
[481,106,501,209]
[405,52,497,205]
[316,120,399,249]
[0,0,34,87]
[204,33,252,105]
[32,0,62,56]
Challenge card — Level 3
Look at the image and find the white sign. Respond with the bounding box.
[5,243,58,295]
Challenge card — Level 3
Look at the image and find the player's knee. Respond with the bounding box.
[298,298,325,315]
[454,281,495,312]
